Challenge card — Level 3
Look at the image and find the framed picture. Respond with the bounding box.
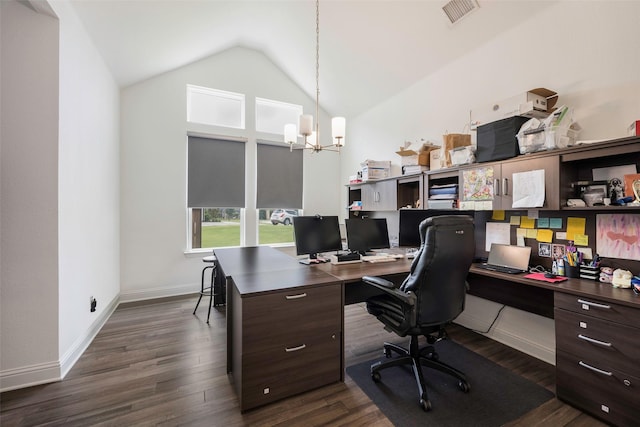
[538,243,551,258]
[552,244,565,260]
[624,173,640,200]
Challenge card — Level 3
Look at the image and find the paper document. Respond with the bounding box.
[512,169,545,208]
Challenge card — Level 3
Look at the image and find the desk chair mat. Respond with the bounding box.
[346,339,553,426]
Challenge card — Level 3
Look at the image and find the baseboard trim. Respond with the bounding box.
[119,283,197,303]
[0,295,121,393]
[59,295,120,378]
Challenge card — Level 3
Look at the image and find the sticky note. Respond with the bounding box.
[527,209,539,219]
[549,218,563,229]
[556,232,567,240]
[516,228,526,237]
[510,216,521,226]
[492,210,505,221]
[574,234,589,246]
[537,218,550,228]
[526,229,538,239]
[537,229,554,243]
[520,217,535,229]
[567,217,586,241]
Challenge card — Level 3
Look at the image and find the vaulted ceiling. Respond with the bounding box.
[69,0,558,118]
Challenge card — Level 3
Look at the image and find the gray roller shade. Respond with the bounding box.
[256,143,303,209]
[188,136,245,208]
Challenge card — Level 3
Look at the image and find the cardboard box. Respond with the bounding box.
[628,120,640,136]
[396,143,439,167]
[360,160,391,181]
[470,88,558,129]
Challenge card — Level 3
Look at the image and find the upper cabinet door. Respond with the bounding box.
[501,156,560,210]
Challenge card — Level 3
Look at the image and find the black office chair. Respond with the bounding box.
[363,215,475,411]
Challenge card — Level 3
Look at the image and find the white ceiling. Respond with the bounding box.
[68,0,558,118]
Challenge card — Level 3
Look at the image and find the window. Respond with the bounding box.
[256,143,303,244]
[187,85,245,129]
[188,136,246,249]
[255,97,303,135]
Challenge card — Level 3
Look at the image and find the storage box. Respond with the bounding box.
[628,120,640,136]
[476,116,530,162]
[360,160,391,181]
[470,88,558,129]
[449,145,475,166]
[396,143,439,167]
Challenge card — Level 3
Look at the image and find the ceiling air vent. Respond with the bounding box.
[442,0,479,25]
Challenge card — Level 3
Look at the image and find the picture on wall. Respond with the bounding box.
[596,214,640,260]
[539,243,551,258]
[552,244,566,260]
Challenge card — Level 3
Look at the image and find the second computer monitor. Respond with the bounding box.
[345,218,390,255]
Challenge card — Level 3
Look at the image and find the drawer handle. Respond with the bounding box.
[577,299,610,310]
[285,344,306,353]
[578,334,612,347]
[578,361,612,376]
[285,293,307,300]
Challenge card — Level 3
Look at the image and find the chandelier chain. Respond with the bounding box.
[315,0,320,136]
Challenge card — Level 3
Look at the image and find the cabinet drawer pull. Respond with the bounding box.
[285,344,306,353]
[577,299,610,310]
[578,334,612,347]
[502,178,509,196]
[494,178,500,196]
[578,361,612,376]
[285,293,307,300]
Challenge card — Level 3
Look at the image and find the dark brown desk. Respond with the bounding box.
[216,247,640,423]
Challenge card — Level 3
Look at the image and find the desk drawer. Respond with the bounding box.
[555,292,640,324]
[556,350,638,427]
[241,332,341,411]
[555,308,640,377]
[242,283,342,346]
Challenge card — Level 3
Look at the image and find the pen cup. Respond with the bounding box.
[565,265,580,278]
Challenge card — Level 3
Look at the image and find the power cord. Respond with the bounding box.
[529,265,550,274]
[471,304,506,334]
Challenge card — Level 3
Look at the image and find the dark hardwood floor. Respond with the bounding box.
[1,295,605,426]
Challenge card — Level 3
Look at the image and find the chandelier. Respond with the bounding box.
[284,0,345,153]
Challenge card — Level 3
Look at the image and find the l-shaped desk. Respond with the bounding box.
[214,246,639,425]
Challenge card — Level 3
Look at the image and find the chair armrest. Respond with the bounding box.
[362,276,416,306]
[362,275,395,289]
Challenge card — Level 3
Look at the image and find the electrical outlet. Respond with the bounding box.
[90,297,97,312]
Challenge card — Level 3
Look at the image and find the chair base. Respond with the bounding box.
[370,335,470,411]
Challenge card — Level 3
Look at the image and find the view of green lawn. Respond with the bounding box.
[201,221,294,248]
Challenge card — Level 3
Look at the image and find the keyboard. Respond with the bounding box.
[478,264,525,274]
[361,255,398,263]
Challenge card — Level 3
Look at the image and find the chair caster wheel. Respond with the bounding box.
[458,380,470,392]
[371,371,381,383]
[420,398,432,411]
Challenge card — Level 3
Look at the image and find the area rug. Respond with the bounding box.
[346,340,554,426]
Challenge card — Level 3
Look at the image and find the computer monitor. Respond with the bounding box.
[293,215,342,264]
[399,209,474,247]
[345,218,390,255]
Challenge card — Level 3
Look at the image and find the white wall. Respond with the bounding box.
[120,46,341,301]
[341,0,640,364]
[52,0,121,377]
[0,0,120,391]
[1,0,60,390]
